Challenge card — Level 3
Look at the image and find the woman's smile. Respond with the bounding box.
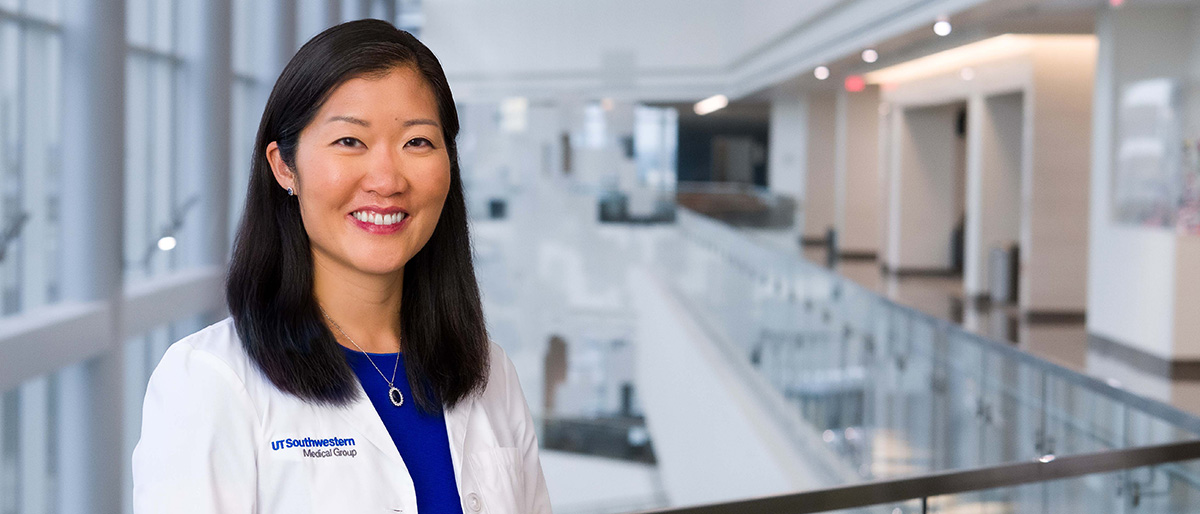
[348,207,411,235]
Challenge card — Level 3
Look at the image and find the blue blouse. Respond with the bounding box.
[341,347,464,514]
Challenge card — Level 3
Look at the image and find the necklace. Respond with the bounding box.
[319,306,404,407]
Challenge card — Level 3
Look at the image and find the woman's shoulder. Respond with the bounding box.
[163,317,251,370]
[152,317,266,403]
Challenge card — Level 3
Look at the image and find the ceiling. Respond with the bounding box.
[420,0,1139,103]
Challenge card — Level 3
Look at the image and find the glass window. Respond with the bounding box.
[0,22,19,315]
[128,0,174,53]
[0,371,61,514]
[124,0,183,284]
[397,0,422,37]
[634,106,679,191]
[5,0,61,23]
[126,0,150,47]
[124,52,181,283]
[0,15,63,316]
[298,0,330,48]
[232,0,267,76]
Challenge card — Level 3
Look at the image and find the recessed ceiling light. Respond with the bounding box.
[934,20,952,37]
[694,94,729,115]
[814,66,830,80]
[862,49,879,63]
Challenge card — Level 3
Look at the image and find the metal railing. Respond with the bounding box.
[639,439,1200,514]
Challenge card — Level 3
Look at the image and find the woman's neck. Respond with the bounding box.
[311,253,404,354]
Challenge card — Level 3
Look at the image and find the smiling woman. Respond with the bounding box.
[131,19,551,514]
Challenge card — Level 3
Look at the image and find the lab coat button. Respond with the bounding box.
[467,492,482,512]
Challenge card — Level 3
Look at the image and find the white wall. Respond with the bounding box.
[768,90,809,230]
[891,104,961,270]
[835,86,882,254]
[877,36,1094,313]
[1087,6,1200,360]
[804,92,838,240]
[1023,39,1096,313]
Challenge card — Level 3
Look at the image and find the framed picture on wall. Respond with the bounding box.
[1113,78,1186,230]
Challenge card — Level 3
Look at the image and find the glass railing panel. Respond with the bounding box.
[661,209,1200,491]
[872,458,1200,514]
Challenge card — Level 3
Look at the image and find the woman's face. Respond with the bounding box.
[268,66,451,278]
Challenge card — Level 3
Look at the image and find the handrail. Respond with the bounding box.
[636,438,1200,514]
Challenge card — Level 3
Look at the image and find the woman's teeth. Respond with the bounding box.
[352,211,406,226]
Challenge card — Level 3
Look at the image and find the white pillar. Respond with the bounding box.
[1024,38,1095,314]
[803,92,837,242]
[964,92,1025,299]
[58,0,126,512]
[889,104,960,271]
[325,0,342,28]
[767,88,808,233]
[834,85,882,256]
[963,93,987,296]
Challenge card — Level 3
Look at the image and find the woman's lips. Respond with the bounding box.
[348,212,409,234]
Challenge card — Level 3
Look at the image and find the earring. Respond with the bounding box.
[287,187,295,196]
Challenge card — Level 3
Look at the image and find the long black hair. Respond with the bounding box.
[226,19,488,412]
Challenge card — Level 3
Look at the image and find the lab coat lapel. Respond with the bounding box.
[334,380,404,464]
[443,394,474,487]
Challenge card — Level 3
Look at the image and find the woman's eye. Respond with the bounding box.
[334,137,364,148]
[406,137,434,149]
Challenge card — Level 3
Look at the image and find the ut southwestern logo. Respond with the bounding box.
[271,436,358,458]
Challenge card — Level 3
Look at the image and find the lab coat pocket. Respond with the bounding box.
[464,447,525,514]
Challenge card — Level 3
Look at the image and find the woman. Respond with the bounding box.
[132,19,551,514]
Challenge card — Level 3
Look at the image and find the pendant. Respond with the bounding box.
[389,386,404,407]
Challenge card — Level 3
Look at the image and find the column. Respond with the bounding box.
[963,92,1024,300]
[58,0,126,512]
[834,85,882,257]
[272,0,298,76]
[1025,38,1095,314]
[767,88,808,234]
[803,91,837,243]
[887,104,960,271]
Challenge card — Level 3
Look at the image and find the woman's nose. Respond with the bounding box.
[360,147,408,196]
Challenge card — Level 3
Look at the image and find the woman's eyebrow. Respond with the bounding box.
[403,118,440,128]
[326,115,370,127]
[324,116,439,128]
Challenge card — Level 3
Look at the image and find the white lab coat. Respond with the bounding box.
[132,317,552,514]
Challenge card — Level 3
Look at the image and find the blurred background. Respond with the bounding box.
[8,0,1200,513]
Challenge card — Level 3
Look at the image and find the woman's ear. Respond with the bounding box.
[266,141,297,195]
